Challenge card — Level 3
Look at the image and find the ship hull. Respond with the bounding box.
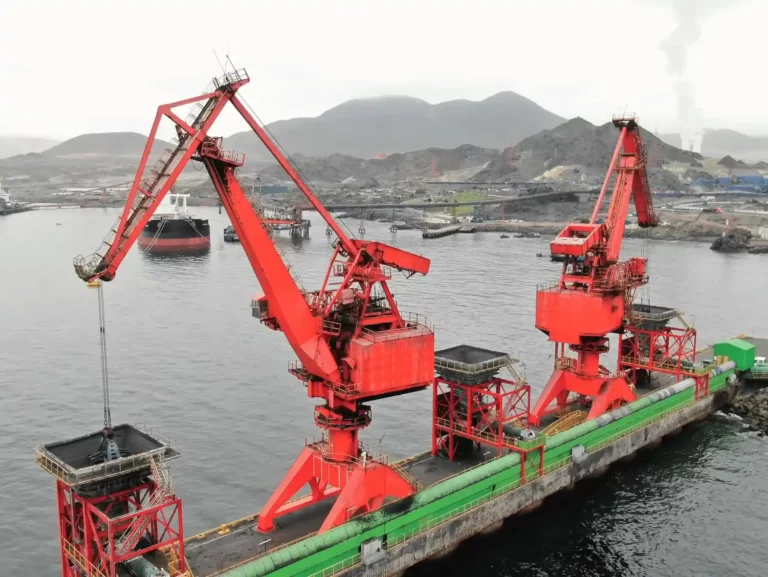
[138,218,210,253]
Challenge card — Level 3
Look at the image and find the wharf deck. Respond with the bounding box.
[181,340,766,576]
[184,451,493,576]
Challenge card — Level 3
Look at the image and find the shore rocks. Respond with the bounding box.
[710,228,752,252]
[727,389,768,433]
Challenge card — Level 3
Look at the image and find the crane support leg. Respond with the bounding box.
[530,369,636,425]
[587,376,636,419]
[317,463,414,533]
[256,446,416,533]
[255,447,340,533]
[529,370,571,425]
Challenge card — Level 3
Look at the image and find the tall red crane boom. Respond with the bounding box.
[74,69,434,532]
[530,117,659,424]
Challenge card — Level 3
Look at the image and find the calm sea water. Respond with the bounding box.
[1,207,766,576]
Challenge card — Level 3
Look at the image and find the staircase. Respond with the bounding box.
[632,130,657,226]
[113,454,172,558]
[74,95,219,281]
[504,357,525,384]
[540,410,587,436]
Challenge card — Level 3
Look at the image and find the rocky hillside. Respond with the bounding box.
[227,92,564,159]
[0,132,182,186]
[260,144,500,185]
[472,118,701,189]
[258,118,702,188]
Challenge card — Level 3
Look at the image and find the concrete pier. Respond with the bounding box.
[343,381,738,577]
[422,225,477,239]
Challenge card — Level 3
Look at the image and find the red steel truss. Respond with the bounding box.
[54,478,185,577]
[432,376,544,481]
[620,324,710,398]
[620,324,697,382]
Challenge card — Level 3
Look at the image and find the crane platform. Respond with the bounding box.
[35,424,178,486]
[434,344,514,385]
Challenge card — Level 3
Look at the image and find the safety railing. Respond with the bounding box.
[329,381,361,396]
[385,454,571,553]
[302,436,390,469]
[207,526,323,576]
[555,356,577,371]
[618,355,710,375]
[390,461,422,491]
[62,538,108,577]
[750,363,768,378]
[540,410,587,436]
[434,417,535,451]
[585,396,697,455]
[630,306,679,322]
[321,319,342,336]
[537,279,561,291]
[36,446,168,487]
[435,353,512,376]
[212,68,249,89]
[359,313,433,342]
[403,311,433,331]
[164,544,192,577]
[306,554,362,577]
[114,453,173,557]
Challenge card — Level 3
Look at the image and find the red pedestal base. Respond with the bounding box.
[256,445,416,533]
[529,368,637,425]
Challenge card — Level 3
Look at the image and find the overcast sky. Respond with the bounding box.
[1,0,762,140]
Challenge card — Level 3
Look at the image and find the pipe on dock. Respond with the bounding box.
[544,361,734,450]
[122,556,170,577]
[220,361,736,577]
[503,424,537,441]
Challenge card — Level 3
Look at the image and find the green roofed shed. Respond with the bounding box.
[713,339,756,371]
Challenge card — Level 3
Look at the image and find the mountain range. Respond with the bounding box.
[227,92,565,160]
[5,92,768,166]
[254,117,701,190]
[0,90,759,192]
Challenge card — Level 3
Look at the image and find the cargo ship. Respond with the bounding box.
[137,193,210,252]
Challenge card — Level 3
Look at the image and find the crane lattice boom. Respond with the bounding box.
[73,69,434,533]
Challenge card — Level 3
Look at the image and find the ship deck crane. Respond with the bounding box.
[530,116,659,424]
[73,69,434,533]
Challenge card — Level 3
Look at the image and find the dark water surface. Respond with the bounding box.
[1,207,766,576]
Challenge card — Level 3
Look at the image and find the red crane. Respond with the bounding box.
[530,117,659,424]
[74,69,434,533]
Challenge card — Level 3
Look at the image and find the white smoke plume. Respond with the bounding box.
[654,0,726,152]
